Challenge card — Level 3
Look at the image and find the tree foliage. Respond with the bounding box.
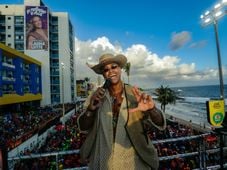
[155,85,177,112]
[123,62,131,84]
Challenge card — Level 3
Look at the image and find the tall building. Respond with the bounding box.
[0,0,75,106]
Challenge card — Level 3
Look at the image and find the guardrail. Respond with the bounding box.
[7,133,227,170]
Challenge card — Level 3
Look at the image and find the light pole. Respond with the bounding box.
[200,1,226,100]
[61,62,65,117]
[213,19,225,100]
[201,2,227,169]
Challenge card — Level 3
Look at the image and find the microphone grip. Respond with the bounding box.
[93,100,99,106]
[93,79,111,105]
[102,78,111,89]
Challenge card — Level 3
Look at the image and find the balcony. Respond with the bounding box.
[2,62,15,69]
[2,76,16,82]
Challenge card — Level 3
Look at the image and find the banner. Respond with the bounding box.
[206,100,225,127]
[25,6,48,50]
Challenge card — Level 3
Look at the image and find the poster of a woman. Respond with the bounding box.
[25,6,48,50]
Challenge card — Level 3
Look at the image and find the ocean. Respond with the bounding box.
[149,84,227,128]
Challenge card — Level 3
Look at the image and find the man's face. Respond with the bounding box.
[102,63,121,85]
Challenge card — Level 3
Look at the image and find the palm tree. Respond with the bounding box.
[155,85,177,112]
[123,62,131,84]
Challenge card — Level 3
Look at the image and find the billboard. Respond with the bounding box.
[25,6,48,50]
[206,99,225,127]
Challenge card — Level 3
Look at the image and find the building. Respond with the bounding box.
[0,0,75,106]
[0,43,42,107]
[76,79,95,98]
[76,79,87,97]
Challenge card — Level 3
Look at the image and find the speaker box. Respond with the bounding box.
[221,112,227,128]
[0,144,8,170]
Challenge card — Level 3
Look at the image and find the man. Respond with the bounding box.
[77,53,166,170]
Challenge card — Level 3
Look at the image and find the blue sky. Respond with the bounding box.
[2,0,227,88]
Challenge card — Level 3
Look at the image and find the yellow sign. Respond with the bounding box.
[206,100,225,127]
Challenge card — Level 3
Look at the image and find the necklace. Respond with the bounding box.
[109,87,123,141]
[109,82,123,100]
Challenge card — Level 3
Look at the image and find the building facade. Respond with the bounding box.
[0,0,75,106]
[0,43,42,105]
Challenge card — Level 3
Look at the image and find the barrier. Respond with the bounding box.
[7,133,227,170]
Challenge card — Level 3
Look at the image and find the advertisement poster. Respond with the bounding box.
[206,100,225,127]
[25,6,48,50]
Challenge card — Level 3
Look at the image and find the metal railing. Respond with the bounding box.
[7,132,227,170]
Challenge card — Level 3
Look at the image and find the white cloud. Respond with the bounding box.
[75,36,225,88]
[90,37,115,51]
[75,36,124,83]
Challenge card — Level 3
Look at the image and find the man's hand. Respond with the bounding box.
[129,86,155,113]
[88,87,106,111]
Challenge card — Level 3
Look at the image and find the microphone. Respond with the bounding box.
[93,78,111,106]
[102,78,111,89]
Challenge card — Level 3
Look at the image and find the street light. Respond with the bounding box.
[200,0,226,100]
[61,62,65,116]
[200,2,227,169]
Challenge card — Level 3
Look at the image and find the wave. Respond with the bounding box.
[159,102,209,126]
[180,96,227,104]
[182,97,210,103]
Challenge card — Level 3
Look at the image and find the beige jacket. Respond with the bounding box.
[78,84,166,170]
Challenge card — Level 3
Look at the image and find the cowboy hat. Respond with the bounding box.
[86,53,127,74]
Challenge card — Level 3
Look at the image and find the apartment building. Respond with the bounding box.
[0,43,42,106]
[0,0,75,106]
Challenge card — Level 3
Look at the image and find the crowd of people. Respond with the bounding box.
[1,102,223,170]
[148,120,220,169]
[12,107,88,170]
[0,103,75,150]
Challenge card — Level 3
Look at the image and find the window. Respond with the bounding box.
[7,17,11,20]
[7,35,11,38]
[15,35,24,40]
[8,26,11,29]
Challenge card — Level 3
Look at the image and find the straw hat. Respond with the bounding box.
[86,53,127,74]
